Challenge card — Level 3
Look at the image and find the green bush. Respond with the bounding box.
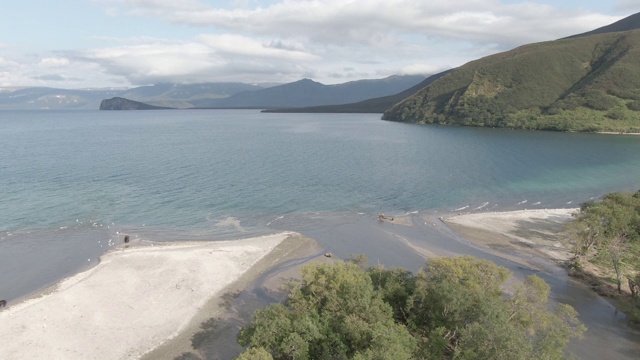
[626,101,640,111]
[606,108,626,120]
[237,257,586,360]
[609,88,640,101]
[582,90,618,111]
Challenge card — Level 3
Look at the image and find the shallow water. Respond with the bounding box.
[1,109,640,357]
[269,211,640,359]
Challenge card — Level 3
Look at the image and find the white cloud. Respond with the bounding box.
[39,57,71,67]
[0,56,20,68]
[73,36,320,85]
[99,0,620,46]
[77,42,218,82]
[4,1,633,87]
[77,0,624,86]
[0,53,113,88]
[615,0,640,13]
[196,34,318,61]
[32,74,69,81]
[400,63,447,76]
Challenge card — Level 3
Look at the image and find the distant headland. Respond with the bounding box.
[99,97,174,110]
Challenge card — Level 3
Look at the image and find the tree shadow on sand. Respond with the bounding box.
[509,216,572,242]
[174,286,288,360]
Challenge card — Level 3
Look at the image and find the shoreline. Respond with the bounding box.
[441,208,578,266]
[0,232,309,360]
[596,131,640,136]
[3,208,638,359]
[141,232,324,360]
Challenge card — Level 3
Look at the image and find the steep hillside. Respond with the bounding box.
[383,29,640,132]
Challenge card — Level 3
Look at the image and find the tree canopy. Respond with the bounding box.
[569,190,640,321]
[236,256,585,359]
[570,191,640,290]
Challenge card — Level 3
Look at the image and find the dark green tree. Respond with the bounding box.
[406,256,584,359]
[237,257,585,359]
[570,191,640,293]
[237,261,417,360]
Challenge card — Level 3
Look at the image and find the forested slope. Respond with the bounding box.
[383,29,640,132]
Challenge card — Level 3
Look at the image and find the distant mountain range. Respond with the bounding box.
[191,75,425,109]
[0,83,269,110]
[7,10,640,134]
[383,12,640,133]
[0,87,124,110]
[262,70,451,113]
[0,75,425,110]
[118,82,269,108]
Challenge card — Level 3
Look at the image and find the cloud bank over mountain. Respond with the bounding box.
[1,0,637,88]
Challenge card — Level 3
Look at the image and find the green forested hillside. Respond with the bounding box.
[383,29,640,132]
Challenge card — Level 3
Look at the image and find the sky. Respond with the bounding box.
[1,0,639,89]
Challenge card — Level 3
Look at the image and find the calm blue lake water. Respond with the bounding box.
[3,109,640,236]
[0,109,639,287]
[2,109,640,358]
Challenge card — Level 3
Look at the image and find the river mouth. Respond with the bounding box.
[164,209,640,360]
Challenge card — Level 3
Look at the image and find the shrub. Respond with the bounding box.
[626,101,640,111]
[582,90,618,111]
[606,109,626,120]
[237,257,586,360]
[609,88,640,101]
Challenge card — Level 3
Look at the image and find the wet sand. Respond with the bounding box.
[2,209,639,360]
[443,208,578,263]
[141,233,323,360]
[440,208,640,359]
[0,232,305,360]
[198,208,640,360]
[145,209,640,360]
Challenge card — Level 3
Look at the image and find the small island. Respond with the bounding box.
[99,97,173,110]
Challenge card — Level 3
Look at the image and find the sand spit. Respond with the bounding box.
[0,233,294,360]
[443,208,578,262]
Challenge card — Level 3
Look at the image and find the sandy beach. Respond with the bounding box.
[3,208,636,360]
[0,232,299,360]
[443,208,578,263]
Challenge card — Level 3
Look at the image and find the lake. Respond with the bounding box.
[2,109,640,296]
[1,109,639,358]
